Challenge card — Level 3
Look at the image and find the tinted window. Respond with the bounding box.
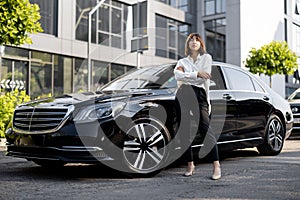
[290,91,300,100]
[223,67,255,91]
[210,65,226,90]
[252,79,265,93]
[30,0,58,36]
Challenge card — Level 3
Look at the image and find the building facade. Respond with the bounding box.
[0,0,299,98]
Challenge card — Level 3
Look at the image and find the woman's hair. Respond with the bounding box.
[185,33,206,56]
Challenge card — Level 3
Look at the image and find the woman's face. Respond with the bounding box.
[188,36,201,53]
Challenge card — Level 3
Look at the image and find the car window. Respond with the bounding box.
[252,78,265,93]
[292,92,300,100]
[210,65,226,90]
[223,67,255,91]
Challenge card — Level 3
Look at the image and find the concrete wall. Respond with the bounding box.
[226,0,241,67]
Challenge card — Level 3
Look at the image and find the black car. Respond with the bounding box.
[5,62,293,176]
[287,88,300,137]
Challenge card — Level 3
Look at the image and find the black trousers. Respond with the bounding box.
[175,84,219,163]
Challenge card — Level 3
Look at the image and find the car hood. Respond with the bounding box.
[17,89,170,108]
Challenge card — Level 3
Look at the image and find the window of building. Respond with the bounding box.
[73,58,88,93]
[30,0,58,36]
[295,0,300,15]
[31,51,53,98]
[284,0,287,14]
[155,15,190,60]
[93,60,109,90]
[178,0,189,12]
[0,47,29,93]
[204,0,226,16]
[0,46,133,97]
[133,1,147,37]
[156,0,191,12]
[53,55,73,96]
[0,59,28,93]
[294,23,300,54]
[285,18,288,41]
[75,0,97,43]
[204,18,226,62]
[76,0,130,50]
[2,46,28,59]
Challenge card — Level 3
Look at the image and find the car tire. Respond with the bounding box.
[257,114,285,156]
[122,116,171,177]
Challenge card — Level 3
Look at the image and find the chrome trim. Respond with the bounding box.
[12,105,75,134]
[217,137,263,145]
[291,127,300,129]
[191,137,263,148]
[6,145,112,160]
[191,144,204,148]
[60,146,103,151]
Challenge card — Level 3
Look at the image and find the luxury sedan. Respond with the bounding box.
[287,88,300,137]
[5,62,293,177]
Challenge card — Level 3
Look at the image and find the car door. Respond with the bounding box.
[196,65,237,144]
[222,66,272,139]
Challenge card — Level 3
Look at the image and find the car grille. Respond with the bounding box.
[13,106,73,133]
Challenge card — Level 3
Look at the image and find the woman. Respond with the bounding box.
[174,33,221,180]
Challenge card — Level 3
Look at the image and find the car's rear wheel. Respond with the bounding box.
[257,114,285,156]
[122,116,171,177]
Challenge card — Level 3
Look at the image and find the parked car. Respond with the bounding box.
[5,62,293,177]
[287,88,300,137]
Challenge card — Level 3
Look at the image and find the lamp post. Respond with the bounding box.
[88,0,106,92]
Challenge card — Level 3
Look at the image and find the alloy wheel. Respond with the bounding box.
[123,117,170,174]
[267,117,284,152]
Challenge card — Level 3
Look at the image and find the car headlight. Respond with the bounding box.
[74,102,126,122]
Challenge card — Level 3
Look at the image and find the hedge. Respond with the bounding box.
[0,90,30,137]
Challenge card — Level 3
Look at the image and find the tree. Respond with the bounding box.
[244,41,298,87]
[0,0,43,45]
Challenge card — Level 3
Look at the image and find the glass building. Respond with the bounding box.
[0,0,299,98]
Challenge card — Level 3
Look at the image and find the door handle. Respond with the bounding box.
[223,94,232,100]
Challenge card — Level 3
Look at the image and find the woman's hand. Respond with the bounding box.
[176,66,185,72]
[197,71,211,79]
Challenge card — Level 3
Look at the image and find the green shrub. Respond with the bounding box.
[0,90,30,137]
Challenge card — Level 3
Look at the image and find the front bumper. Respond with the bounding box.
[6,145,112,163]
[5,119,119,163]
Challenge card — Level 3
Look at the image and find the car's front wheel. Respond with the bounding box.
[122,116,171,177]
[257,114,285,156]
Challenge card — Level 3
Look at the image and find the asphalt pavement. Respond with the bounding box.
[0,138,299,200]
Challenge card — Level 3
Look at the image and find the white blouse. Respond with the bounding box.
[174,53,212,111]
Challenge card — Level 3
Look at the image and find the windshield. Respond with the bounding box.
[100,64,177,91]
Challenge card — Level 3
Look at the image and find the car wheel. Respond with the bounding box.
[32,160,65,168]
[257,114,285,156]
[122,116,171,177]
